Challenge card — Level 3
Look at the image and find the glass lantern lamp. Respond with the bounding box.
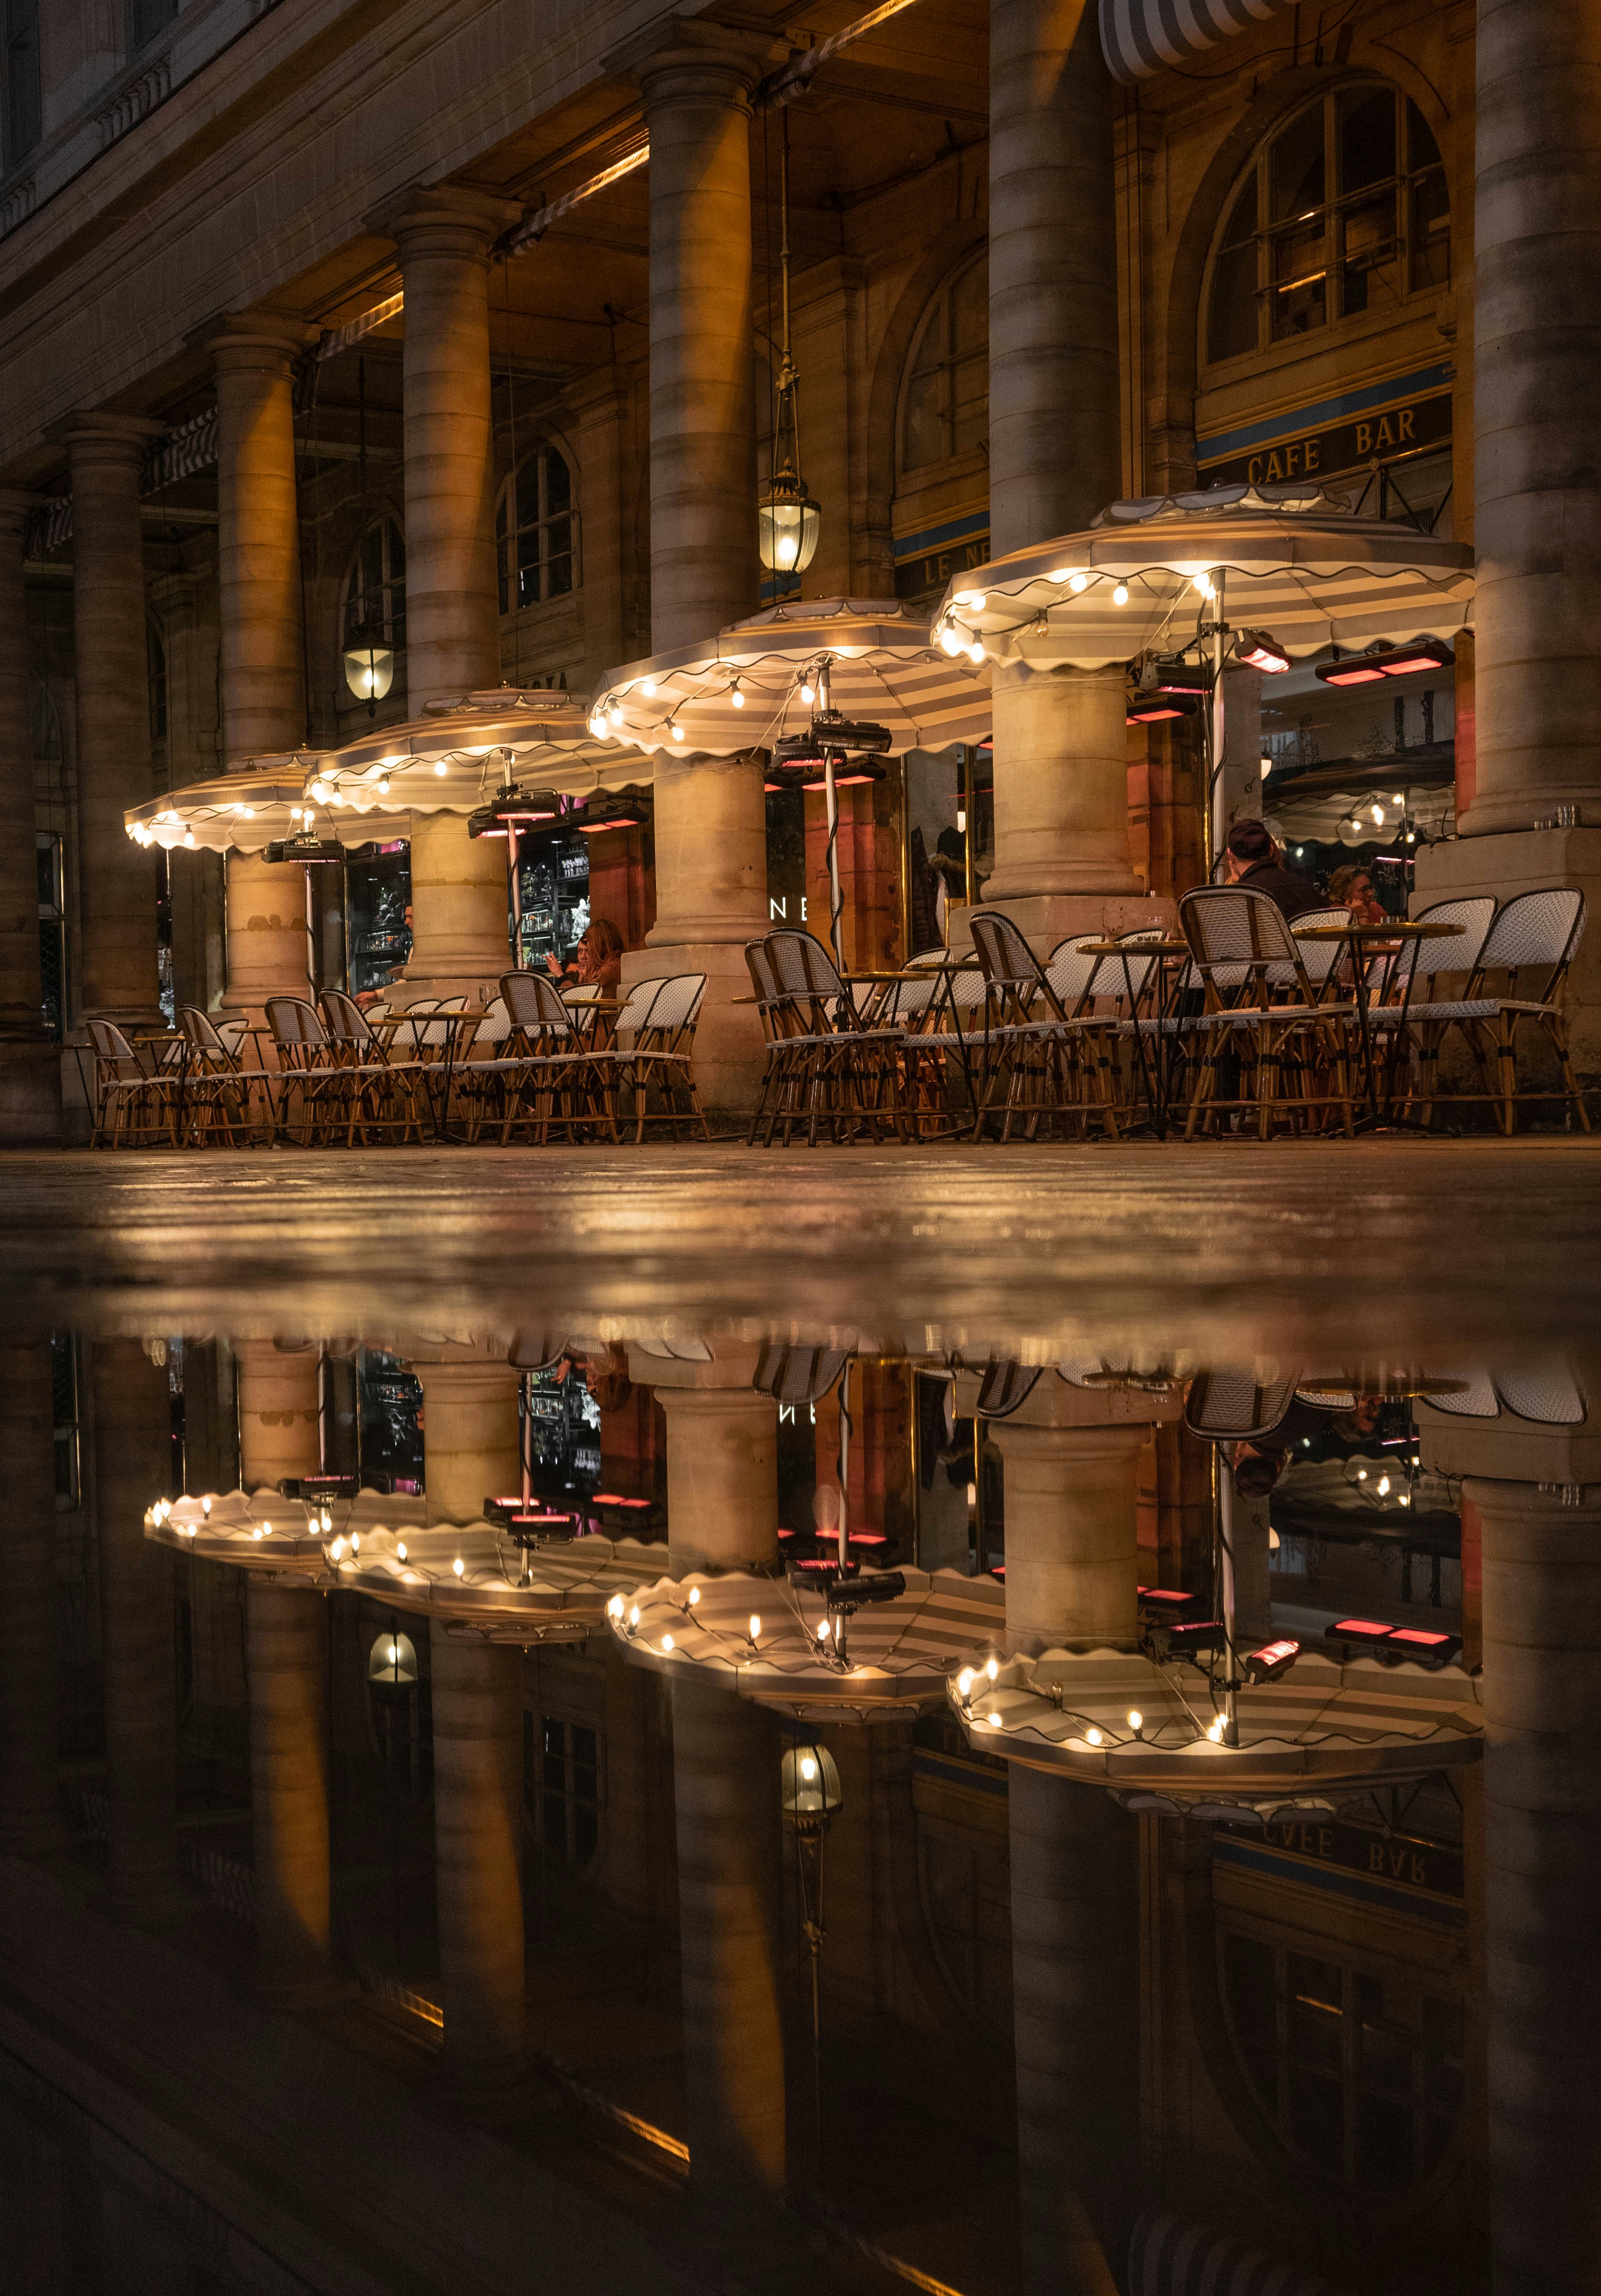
[780,1739,843,1835]
[758,353,822,577]
[344,629,395,706]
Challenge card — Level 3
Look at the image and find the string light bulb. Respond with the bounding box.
[957,1667,974,1700]
[607,1594,624,1619]
[396,1541,407,1561]
[1069,572,1089,592]
[1114,584,1130,606]
[642,679,657,698]
[662,1633,674,1651]
[452,1555,464,1577]
[986,1657,999,1681]
[1128,1710,1143,1735]
[748,1613,762,1642]
[729,682,745,710]
[1086,1726,1104,1746]
[800,680,815,706]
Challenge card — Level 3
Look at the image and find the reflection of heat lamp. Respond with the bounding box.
[1332,1618,1462,1664]
[484,1497,581,1543]
[1243,1636,1300,1685]
[265,836,346,865]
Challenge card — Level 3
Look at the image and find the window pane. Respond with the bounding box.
[951,353,987,455]
[542,1790,566,1851]
[948,256,989,356]
[1271,103,1326,223]
[1209,238,1259,362]
[1410,171,1451,290]
[1288,2068,1343,2171]
[1339,87,1396,193]
[1287,1954,1344,2075]
[1222,175,1258,248]
[902,369,945,472]
[1272,226,1328,338]
[1342,191,1399,314]
[1406,99,1443,172]
[546,521,573,597]
[572,1802,598,1865]
[544,450,571,513]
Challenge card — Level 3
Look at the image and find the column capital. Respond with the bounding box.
[368,181,521,263]
[0,486,42,545]
[205,308,316,376]
[607,16,780,106]
[55,411,164,459]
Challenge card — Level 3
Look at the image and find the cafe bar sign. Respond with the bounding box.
[1198,381,1452,491]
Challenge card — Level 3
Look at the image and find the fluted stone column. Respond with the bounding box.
[1416,2,1601,1076]
[430,1622,526,2083]
[234,1340,331,1991]
[212,313,314,764]
[613,25,772,1114]
[980,0,1146,951]
[657,1376,778,1580]
[0,493,62,1137]
[990,1388,1151,2292]
[67,416,163,1020]
[411,1356,520,1527]
[0,1343,61,1852]
[1469,1474,1601,2294]
[381,188,519,1009]
[93,1340,180,1914]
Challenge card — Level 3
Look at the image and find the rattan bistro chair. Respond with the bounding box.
[745,938,823,1145]
[265,997,359,1145]
[587,974,711,1142]
[969,912,1108,1140]
[473,971,603,1143]
[318,989,429,1143]
[1384,888,1589,1132]
[1178,888,1356,1139]
[761,930,904,1144]
[86,1019,181,1148]
[175,1006,255,1146]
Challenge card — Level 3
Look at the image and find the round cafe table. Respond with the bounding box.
[1292,918,1463,1131]
[1075,938,1192,1136]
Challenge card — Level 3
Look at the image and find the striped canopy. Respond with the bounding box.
[933,486,1473,671]
[124,693,641,856]
[595,598,991,759]
[950,1646,1482,1799]
[611,1566,1006,1723]
[144,1487,344,1572]
[325,1521,667,1635]
[1100,0,1295,84]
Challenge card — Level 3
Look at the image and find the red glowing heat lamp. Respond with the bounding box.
[1235,628,1291,675]
[1127,692,1201,725]
[1316,638,1455,687]
[1244,1636,1300,1685]
[576,788,653,835]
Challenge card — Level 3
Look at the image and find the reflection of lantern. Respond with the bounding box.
[780,1740,843,1834]
[343,639,394,704]
[368,1628,418,1686]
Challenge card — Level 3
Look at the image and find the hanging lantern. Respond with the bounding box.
[759,354,822,575]
[343,631,395,704]
[780,1740,843,1834]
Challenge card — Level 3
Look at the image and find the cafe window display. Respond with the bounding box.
[514,828,590,975]
[497,441,578,614]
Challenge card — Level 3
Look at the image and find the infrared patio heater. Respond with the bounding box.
[766,658,890,970]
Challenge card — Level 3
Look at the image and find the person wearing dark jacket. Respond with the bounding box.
[1223,817,1324,922]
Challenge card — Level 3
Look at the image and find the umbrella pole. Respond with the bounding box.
[824,748,846,971]
[1209,571,1228,877]
[1217,1456,1240,1747]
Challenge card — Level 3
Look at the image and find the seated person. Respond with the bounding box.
[1222,818,1324,923]
[1326,863,1388,927]
[546,916,624,992]
[1231,1391,1385,1497]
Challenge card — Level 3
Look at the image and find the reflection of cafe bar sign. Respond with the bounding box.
[1200,390,1451,491]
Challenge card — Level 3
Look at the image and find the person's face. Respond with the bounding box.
[1350,1394,1383,1435]
[1351,875,1372,907]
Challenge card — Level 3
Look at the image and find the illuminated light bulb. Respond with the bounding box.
[309,779,329,802]
[1086,1726,1103,1746]
[729,685,745,710]
[377,778,390,795]
[452,1555,465,1577]
[986,1657,999,1681]
[642,679,657,698]
[955,806,967,833]
[388,1644,399,1666]
[968,593,987,611]
[1207,1717,1223,1741]
[350,1532,360,1553]
[939,625,963,657]
[987,1710,1002,1727]
[816,1619,831,1641]
[1377,1475,1391,1495]
[688,1586,700,1607]
[182,830,196,847]
[1192,573,1214,598]
[607,1594,624,1619]
[607,702,624,727]
[800,1754,817,1781]
[958,1667,974,1699]
[1128,1710,1143,1733]
[330,1537,344,1559]
[1399,1493,1411,1507]
[241,806,255,818]
[251,1528,263,1540]
[966,640,984,665]
[670,721,685,742]
[629,1604,641,1630]
[1069,573,1089,592]
[201,1497,212,1517]
[1371,801,1384,825]
[749,1613,762,1641]
[396,1541,407,1561]
[589,716,607,740]
[261,1522,272,1537]
[434,761,448,777]
[1113,584,1130,606]
[799,681,815,706]
[1356,1469,1368,1481]
[662,1633,674,1651]
[320,1509,331,1532]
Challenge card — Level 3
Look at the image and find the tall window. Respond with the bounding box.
[497,444,576,613]
[3,0,41,165]
[899,252,988,477]
[127,0,179,49]
[1206,86,1449,367]
[148,620,167,741]
[525,1713,601,1866]
[343,517,406,653]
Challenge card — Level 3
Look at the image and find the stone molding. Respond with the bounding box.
[96,55,173,152]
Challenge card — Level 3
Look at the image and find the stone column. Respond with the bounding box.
[66,416,163,1021]
[430,1621,526,2084]
[980,0,1145,951]
[989,1420,1144,1653]
[612,25,771,1114]
[1470,1474,1601,2294]
[0,492,62,1138]
[409,1355,520,1527]
[653,1380,778,1579]
[93,1340,180,1915]
[234,1338,320,1493]
[1416,1,1601,1077]
[0,1343,61,1853]
[378,188,519,1010]
[671,1678,787,2215]
[211,313,314,765]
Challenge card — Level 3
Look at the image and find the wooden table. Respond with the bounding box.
[1293,918,1463,1129]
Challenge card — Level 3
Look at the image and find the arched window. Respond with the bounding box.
[147,618,167,742]
[498,443,577,613]
[343,516,406,651]
[898,251,989,478]
[1205,85,1449,369]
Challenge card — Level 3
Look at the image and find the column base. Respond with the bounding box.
[1415,826,1601,1083]
[955,890,1175,954]
[393,963,512,1012]
[0,1040,64,1144]
[621,940,765,1121]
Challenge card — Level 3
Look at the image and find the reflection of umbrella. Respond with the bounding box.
[124,694,639,856]
[946,1646,1481,1801]
[594,598,990,759]
[326,1521,664,1638]
[933,486,1473,669]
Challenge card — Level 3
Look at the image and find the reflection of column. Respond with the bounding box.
[655,1378,778,1577]
[410,1356,520,1526]
[234,1340,330,1990]
[66,416,164,1020]
[672,1678,786,2210]
[0,493,62,1138]
[990,1421,1143,1653]
[0,1343,60,1851]
[1469,1476,1601,2293]
[430,1622,525,2082]
[93,1341,179,1913]
[982,0,1141,949]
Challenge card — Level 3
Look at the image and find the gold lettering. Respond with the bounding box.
[1370,1843,1387,1873]
[1356,420,1373,456]
[1390,1846,1407,1878]
[1248,455,1264,484]
[1400,408,1416,442]
[1375,415,1396,451]
[1265,450,1284,482]
[1304,438,1321,471]
[1284,443,1301,477]
[1318,1827,1333,1858]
